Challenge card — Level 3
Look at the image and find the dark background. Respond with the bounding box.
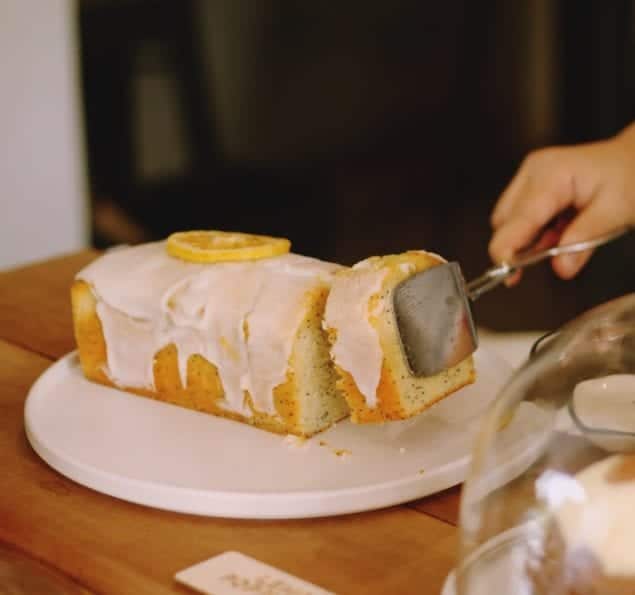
[78,0,635,331]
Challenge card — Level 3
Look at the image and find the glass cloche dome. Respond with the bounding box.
[455,293,635,595]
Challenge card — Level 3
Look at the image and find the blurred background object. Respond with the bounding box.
[2,0,633,331]
[0,0,89,270]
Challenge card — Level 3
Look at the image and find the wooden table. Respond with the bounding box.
[0,251,463,595]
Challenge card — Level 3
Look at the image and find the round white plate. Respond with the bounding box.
[24,348,511,519]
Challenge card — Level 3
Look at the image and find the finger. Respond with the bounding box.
[551,201,620,279]
[551,250,594,280]
[489,216,541,265]
[489,190,567,265]
[504,269,523,287]
[491,168,528,229]
[489,184,571,262]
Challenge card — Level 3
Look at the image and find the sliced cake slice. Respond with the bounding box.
[324,251,476,423]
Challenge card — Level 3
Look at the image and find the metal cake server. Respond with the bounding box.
[393,224,632,377]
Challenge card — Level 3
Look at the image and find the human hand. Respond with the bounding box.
[489,123,635,284]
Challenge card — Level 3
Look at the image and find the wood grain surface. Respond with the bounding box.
[0,250,97,359]
[408,487,461,525]
[0,540,93,594]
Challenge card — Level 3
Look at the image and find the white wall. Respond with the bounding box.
[0,0,89,271]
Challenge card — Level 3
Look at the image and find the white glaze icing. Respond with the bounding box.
[323,266,386,408]
[77,241,340,416]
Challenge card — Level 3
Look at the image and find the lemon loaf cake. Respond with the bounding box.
[323,251,476,423]
[72,232,349,437]
[72,233,477,436]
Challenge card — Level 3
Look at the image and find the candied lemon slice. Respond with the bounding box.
[166,230,291,263]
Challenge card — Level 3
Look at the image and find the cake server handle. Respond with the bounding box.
[466,224,632,301]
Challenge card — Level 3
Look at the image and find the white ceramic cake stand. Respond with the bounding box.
[25,347,514,519]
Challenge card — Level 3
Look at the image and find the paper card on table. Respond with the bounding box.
[175,551,336,595]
